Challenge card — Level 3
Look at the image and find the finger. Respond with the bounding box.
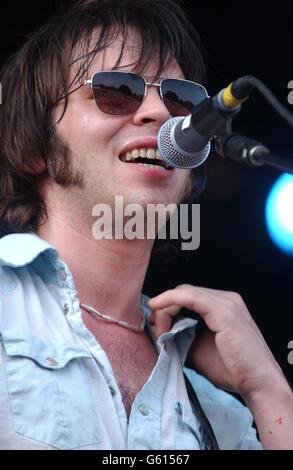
[151,284,246,305]
[151,308,174,338]
[148,287,227,333]
[149,286,203,312]
[149,285,244,315]
[149,305,181,324]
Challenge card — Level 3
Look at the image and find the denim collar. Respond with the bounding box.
[0,232,59,268]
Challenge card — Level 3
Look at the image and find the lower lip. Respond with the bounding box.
[120,161,176,179]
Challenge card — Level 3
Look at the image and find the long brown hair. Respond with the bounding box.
[0,0,206,236]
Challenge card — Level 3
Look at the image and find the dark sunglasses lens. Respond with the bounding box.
[161,79,207,117]
[91,72,145,115]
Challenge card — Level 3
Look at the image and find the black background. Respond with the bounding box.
[0,1,292,385]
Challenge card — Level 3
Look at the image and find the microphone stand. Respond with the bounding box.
[214,132,293,175]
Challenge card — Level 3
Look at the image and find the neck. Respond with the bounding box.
[38,207,154,325]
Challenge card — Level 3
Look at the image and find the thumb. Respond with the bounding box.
[149,305,181,338]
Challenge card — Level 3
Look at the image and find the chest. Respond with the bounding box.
[84,318,159,417]
[106,334,158,414]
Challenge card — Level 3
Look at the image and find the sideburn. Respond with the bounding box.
[46,133,84,187]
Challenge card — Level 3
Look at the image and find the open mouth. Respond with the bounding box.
[119,148,174,170]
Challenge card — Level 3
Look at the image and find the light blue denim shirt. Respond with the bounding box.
[0,233,262,450]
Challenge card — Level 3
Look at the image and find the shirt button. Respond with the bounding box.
[46,357,59,367]
[59,268,67,282]
[138,404,150,416]
[63,303,69,314]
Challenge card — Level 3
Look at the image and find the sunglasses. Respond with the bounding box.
[84,71,208,116]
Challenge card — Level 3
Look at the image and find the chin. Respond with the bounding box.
[130,195,177,208]
[129,187,178,203]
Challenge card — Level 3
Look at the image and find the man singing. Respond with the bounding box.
[0,0,292,450]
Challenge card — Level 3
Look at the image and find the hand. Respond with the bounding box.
[148,284,286,399]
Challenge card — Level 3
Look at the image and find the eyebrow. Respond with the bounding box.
[85,70,186,80]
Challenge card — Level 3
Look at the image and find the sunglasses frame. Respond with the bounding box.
[84,70,209,115]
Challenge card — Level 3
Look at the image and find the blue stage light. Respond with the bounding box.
[265,174,293,255]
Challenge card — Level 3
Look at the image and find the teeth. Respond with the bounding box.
[121,147,163,162]
[138,163,166,170]
[119,147,174,170]
[132,149,140,159]
[146,149,156,159]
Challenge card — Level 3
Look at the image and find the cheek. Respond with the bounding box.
[72,112,119,146]
[175,171,192,201]
[55,101,129,148]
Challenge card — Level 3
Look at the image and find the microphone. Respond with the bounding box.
[158,76,254,169]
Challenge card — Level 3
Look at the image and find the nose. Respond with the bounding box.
[132,85,171,128]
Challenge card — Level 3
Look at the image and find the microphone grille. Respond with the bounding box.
[158,116,211,169]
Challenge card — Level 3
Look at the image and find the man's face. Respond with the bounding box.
[52,30,190,214]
